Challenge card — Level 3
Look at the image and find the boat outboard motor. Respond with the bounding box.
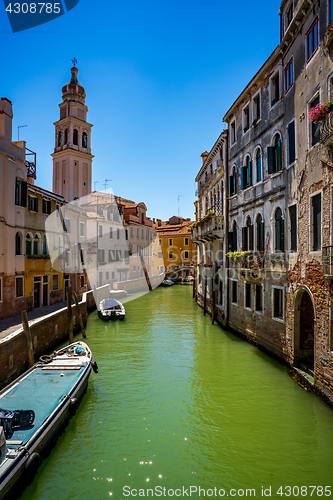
[0,408,35,438]
[0,426,7,465]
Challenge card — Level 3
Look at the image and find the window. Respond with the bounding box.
[130,227,133,238]
[42,199,51,214]
[241,156,252,189]
[231,121,236,144]
[15,232,22,255]
[287,121,296,164]
[109,250,116,262]
[184,237,189,246]
[137,228,139,239]
[253,93,261,123]
[110,227,113,239]
[271,72,280,106]
[58,131,62,147]
[117,228,120,239]
[256,214,264,252]
[169,239,173,246]
[64,129,68,143]
[53,274,59,291]
[242,218,254,251]
[289,205,297,252]
[15,178,27,207]
[229,167,237,196]
[245,283,252,309]
[232,280,238,304]
[309,96,320,146]
[98,249,105,263]
[142,229,144,239]
[286,2,293,27]
[306,18,318,62]
[80,222,84,237]
[330,0,333,23]
[15,276,24,298]
[56,204,60,217]
[28,195,38,212]
[116,250,122,261]
[80,275,85,288]
[273,287,283,320]
[311,193,321,251]
[285,57,293,93]
[184,250,189,259]
[158,251,163,259]
[255,148,262,183]
[275,208,285,252]
[169,251,173,259]
[255,284,263,312]
[228,221,238,252]
[33,234,40,255]
[43,235,48,255]
[82,132,87,148]
[26,234,32,255]
[268,134,282,174]
[73,129,78,145]
[64,218,71,234]
[99,225,103,238]
[243,105,250,133]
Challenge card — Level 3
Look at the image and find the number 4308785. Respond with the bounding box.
[6,3,61,14]
[277,486,331,496]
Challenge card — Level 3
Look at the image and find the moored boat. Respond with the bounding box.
[161,279,174,287]
[99,298,126,320]
[180,276,194,284]
[0,341,97,500]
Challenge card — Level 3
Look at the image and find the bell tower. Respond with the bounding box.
[52,61,93,201]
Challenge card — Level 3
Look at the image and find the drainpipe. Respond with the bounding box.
[225,133,230,327]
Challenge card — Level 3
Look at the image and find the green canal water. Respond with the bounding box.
[21,286,333,500]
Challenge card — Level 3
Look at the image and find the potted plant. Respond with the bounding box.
[308,99,333,124]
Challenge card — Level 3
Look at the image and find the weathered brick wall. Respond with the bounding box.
[0,275,25,320]
[0,289,96,389]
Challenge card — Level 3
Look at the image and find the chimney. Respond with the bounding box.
[201,151,209,166]
[0,98,13,143]
[153,218,155,223]
[157,219,162,227]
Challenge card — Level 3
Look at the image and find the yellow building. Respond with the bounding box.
[153,216,194,280]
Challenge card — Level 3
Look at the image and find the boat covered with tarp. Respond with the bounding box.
[99,298,126,320]
[0,341,97,499]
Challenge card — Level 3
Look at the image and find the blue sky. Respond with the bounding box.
[1,0,281,220]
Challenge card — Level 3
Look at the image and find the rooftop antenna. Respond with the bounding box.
[178,195,182,217]
[104,179,112,191]
[94,181,99,191]
[18,125,27,141]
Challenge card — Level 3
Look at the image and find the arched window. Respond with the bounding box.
[255,148,262,183]
[241,156,252,189]
[15,232,22,255]
[73,129,78,145]
[43,235,48,255]
[64,129,68,144]
[33,234,40,255]
[228,221,237,252]
[256,214,264,252]
[229,167,237,196]
[268,134,282,174]
[26,234,32,255]
[242,217,254,251]
[58,131,62,147]
[82,132,87,148]
[275,208,284,252]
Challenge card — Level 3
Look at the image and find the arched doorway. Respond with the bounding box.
[294,288,315,373]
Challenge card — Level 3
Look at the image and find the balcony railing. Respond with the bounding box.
[227,251,265,269]
[320,112,333,147]
[323,246,333,277]
[192,215,224,243]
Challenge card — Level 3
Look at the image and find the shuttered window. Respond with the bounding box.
[275,208,285,252]
[289,205,297,252]
[288,121,295,164]
[310,96,320,146]
[15,276,24,298]
[273,288,283,319]
[256,215,265,252]
[312,194,321,251]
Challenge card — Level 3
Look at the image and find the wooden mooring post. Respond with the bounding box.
[73,290,87,338]
[212,289,216,325]
[22,310,34,367]
[192,273,196,298]
[66,287,74,344]
[203,277,207,315]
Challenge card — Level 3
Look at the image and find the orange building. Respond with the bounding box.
[153,216,195,280]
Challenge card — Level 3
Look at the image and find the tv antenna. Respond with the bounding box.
[18,125,27,141]
[178,195,182,217]
[104,179,112,191]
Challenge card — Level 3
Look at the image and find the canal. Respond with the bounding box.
[21,286,333,499]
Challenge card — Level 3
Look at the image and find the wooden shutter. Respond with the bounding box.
[21,181,27,207]
[233,229,237,252]
[288,122,295,164]
[242,227,247,251]
[228,232,233,252]
[249,161,252,186]
[241,167,244,190]
[250,224,254,251]
[281,218,285,252]
[229,176,233,196]
[267,146,275,174]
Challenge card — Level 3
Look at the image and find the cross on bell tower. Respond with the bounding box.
[52,63,94,202]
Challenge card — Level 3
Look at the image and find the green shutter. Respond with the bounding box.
[21,181,27,207]
[267,146,275,174]
[250,224,254,251]
[242,227,247,251]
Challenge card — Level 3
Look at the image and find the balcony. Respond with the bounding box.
[323,246,333,278]
[192,213,224,243]
[320,112,333,148]
[227,251,265,270]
